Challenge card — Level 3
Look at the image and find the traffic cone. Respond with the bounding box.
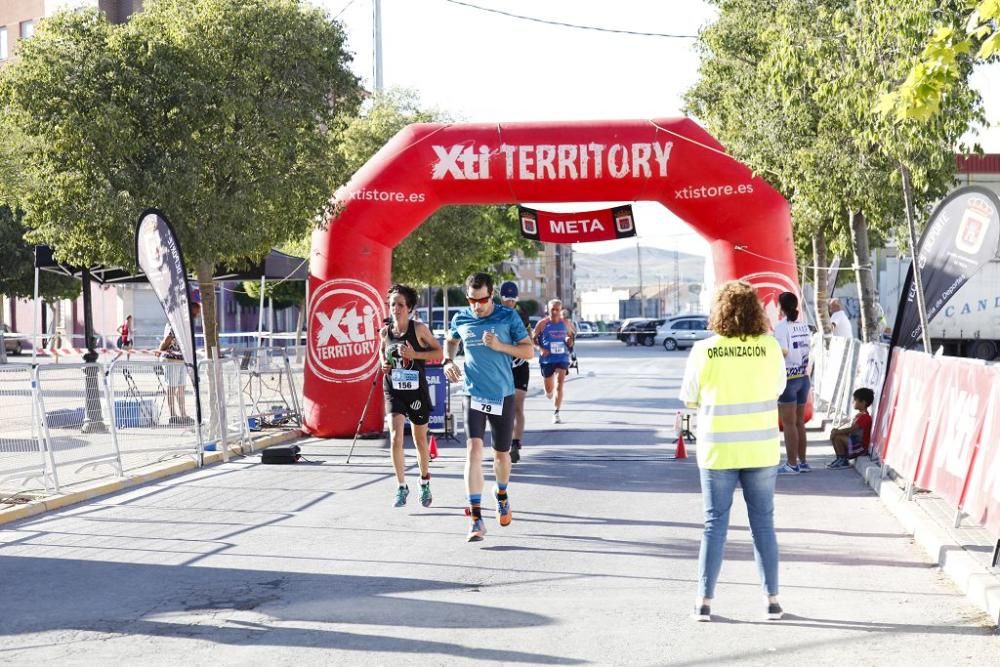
[673,431,688,460]
[429,435,439,460]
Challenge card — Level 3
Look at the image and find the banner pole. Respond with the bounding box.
[899,164,932,354]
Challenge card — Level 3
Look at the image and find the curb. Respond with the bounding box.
[0,429,303,527]
[854,457,1000,625]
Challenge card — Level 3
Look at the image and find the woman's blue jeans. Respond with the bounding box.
[698,465,779,598]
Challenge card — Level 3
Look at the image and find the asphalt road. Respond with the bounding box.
[0,339,997,665]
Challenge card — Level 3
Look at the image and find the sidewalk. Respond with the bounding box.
[0,412,997,664]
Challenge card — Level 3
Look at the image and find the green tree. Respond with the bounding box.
[0,206,81,362]
[880,1,999,122]
[0,1,362,359]
[332,90,536,287]
[687,0,980,341]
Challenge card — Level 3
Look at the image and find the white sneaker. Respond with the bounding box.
[552,411,562,424]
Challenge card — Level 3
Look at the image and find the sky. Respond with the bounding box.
[315,0,1000,257]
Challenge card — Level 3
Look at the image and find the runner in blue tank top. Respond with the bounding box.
[445,272,534,542]
[532,298,576,424]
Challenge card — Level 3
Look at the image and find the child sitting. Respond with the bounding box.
[827,387,875,469]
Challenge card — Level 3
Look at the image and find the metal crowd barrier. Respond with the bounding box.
[229,346,303,431]
[0,352,296,504]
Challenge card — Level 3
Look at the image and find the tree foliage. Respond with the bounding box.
[686,0,983,341]
[0,206,80,301]
[332,90,536,287]
[0,0,363,356]
[880,1,1000,121]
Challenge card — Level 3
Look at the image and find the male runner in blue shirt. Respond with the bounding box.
[444,272,534,542]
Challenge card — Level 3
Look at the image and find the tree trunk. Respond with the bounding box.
[294,304,305,364]
[812,231,832,335]
[848,210,878,343]
[197,262,222,442]
[0,294,7,364]
[197,262,219,360]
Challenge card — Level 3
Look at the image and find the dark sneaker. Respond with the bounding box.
[467,518,487,542]
[393,486,409,508]
[494,487,512,526]
[826,457,844,469]
[767,602,783,620]
[831,459,852,469]
[777,462,800,475]
[510,444,520,464]
[419,482,432,508]
[798,462,812,473]
[692,604,711,622]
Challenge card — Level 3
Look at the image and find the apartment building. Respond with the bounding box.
[0,0,141,64]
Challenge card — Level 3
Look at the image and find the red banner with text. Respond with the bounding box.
[519,205,636,244]
[914,361,989,507]
[871,347,906,460]
[883,352,941,481]
[959,367,1000,537]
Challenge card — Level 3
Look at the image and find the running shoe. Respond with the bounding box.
[510,444,520,463]
[798,462,813,473]
[692,604,711,622]
[830,459,853,469]
[777,462,800,475]
[494,487,512,526]
[552,411,562,424]
[393,485,409,508]
[419,482,432,507]
[766,602,784,620]
[825,457,845,469]
[467,518,487,542]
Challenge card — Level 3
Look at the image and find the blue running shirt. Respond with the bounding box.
[449,304,529,402]
[539,319,571,366]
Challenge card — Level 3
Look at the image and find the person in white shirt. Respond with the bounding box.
[829,299,853,338]
[775,292,813,474]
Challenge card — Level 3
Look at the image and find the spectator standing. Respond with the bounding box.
[829,299,853,338]
[775,292,813,474]
[679,280,788,622]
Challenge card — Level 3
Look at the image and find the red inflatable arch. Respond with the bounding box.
[305,118,798,437]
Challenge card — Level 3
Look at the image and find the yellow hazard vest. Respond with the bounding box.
[688,334,786,470]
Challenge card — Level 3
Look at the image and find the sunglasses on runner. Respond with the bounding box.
[466,295,492,305]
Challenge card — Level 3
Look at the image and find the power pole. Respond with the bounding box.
[373,0,384,92]
[636,240,645,317]
[673,249,680,313]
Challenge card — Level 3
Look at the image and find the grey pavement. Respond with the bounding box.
[0,340,998,665]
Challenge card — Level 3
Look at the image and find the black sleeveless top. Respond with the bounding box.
[382,320,430,396]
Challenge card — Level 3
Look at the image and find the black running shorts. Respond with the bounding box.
[385,390,431,426]
[512,362,530,392]
[464,395,515,451]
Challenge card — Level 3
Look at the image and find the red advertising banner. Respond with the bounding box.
[960,367,1000,537]
[883,351,941,481]
[519,205,636,244]
[871,347,905,460]
[914,361,989,506]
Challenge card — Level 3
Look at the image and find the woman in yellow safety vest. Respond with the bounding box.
[679,280,788,623]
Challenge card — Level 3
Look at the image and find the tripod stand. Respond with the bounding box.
[346,371,383,464]
[119,366,157,427]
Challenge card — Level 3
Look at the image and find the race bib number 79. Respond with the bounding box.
[470,395,503,415]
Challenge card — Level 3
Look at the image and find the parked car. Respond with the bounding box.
[654,315,711,351]
[576,321,599,338]
[617,318,665,346]
[2,324,23,356]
